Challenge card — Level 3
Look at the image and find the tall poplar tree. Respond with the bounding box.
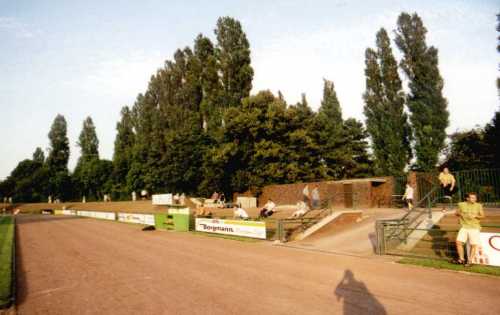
[76,116,99,163]
[47,114,71,200]
[314,79,347,179]
[215,17,254,107]
[363,28,411,176]
[112,106,135,192]
[195,34,223,132]
[395,12,449,170]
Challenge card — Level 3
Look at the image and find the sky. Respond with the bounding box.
[0,0,498,180]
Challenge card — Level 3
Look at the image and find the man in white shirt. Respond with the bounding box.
[259,199,276,218]
[289,201,310,219]
[311,185,320,209]
[233,205,249,219]
[402,183,414,211]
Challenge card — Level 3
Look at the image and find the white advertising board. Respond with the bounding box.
[236,197,257,209]
[195,218,266,239]
[118,213,155,225]
[62,209,76,216]
[472,232,500,266]
[77,210,116,221]
[152,194,173,205]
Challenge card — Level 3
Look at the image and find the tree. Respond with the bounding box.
[47,114,70,172]
[112,106,136,195]
[484,108,500,168]
[76,116,99,163]
[74,159,113,200]
[2,158,49,202]
[201,91,325,196]
[343,119,373,178]
[215,16,254,107]
[74,116,104,199]
[313,79,348,179]
[395,12,449,171]
[195,34,223,133]
[497,13,499,94]
[32,147,45,164]
[46,114,71,200]
[443,129,491,171]
[363,28,411,176]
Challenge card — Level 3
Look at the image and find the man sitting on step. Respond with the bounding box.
[289,201,310,219]
[259,199,277,218]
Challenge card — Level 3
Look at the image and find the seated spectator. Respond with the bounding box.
[219,193,226,207]
[211,191,219,201]
[196,205,211,217]
[259,199,277,218]
[289,201,310,219]
[233,204,249,220]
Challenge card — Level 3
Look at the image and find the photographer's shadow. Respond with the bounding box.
[334,269,387,315]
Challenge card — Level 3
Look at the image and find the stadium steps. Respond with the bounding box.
[406,210,500,259]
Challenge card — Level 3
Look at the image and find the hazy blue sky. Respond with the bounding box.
[0,0,498,179]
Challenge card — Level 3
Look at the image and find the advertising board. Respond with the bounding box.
[195,218,266,239]
[77,210,116,221]
[152,194,173,205]
[472,232,500,266]
[117,213,155,225]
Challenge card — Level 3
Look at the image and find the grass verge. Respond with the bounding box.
[398,257,500,277]
[0,216,14,308]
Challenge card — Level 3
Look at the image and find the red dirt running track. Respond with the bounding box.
[15,215,499,314]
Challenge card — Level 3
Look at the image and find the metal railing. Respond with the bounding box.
[385,186,441,243]
[416,168,500,206]
[377,223,500,258]
[271,192,359,242]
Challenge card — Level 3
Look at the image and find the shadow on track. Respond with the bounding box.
[334,269,386,315]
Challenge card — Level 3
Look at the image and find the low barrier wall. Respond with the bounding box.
[54,209,177,231]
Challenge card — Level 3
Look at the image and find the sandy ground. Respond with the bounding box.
[15,215,500,315]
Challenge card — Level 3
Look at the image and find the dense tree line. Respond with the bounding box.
[1,13,498,202]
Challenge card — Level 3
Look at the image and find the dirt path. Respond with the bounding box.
[15,215,499,315]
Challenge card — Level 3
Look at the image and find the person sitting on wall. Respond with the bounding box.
[211,191,219,201]
[259,199,277,218]
[233,204,249,220]
[289,200,310,219]
[196,204,212,217]
[438,167,456,199]
[173,193,180,205]
[219,193,226,208]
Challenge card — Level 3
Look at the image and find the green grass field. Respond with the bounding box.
[398,257,500,277]
[0,216,14,308]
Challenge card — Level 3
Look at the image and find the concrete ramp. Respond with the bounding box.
[290,209,405,256]
[294,210,362,241]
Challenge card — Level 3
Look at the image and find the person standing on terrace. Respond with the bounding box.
[455,192,484,266]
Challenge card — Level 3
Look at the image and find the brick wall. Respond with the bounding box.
[255,177,394,208]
